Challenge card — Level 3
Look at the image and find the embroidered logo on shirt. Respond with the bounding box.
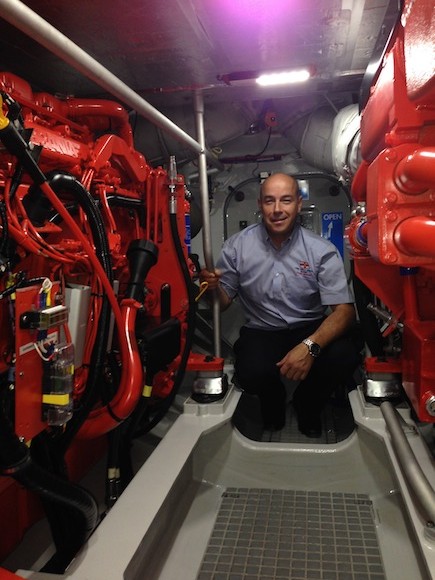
[296,260,313,277]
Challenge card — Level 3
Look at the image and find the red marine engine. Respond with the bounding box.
[347,0,435,423]
[0,72,201,569]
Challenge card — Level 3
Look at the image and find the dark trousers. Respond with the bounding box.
[233,320,361,424]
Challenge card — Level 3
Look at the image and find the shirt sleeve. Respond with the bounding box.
[216,238,240,300]
[317,247,354,305]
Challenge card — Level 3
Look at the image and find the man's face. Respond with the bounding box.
[259,176,302,242]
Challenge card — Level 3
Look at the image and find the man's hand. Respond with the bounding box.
[199,268,222,290]
[276,343,314,381]
[198,268,232,310]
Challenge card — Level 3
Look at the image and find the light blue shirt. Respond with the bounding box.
[217,222,353,329]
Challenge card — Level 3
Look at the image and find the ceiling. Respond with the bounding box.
[0,0,401,160]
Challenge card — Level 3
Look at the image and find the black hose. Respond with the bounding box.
[127,212,196,439]
[21,458,98,573]
[0,417,98,574]
[47,173,113,280]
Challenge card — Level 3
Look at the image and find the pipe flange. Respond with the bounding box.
[425,395,435,417]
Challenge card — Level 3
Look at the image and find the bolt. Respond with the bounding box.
[385,149,397,162]
[385,192,398,205]
[385,253,398,263]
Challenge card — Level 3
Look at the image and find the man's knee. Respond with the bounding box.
[234,366,263,394]
[234,361,279,395]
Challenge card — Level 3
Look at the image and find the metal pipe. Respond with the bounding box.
[380,401,435,526]
[394,216,435,259]
[0,0,223,170]
[193,89,221,358]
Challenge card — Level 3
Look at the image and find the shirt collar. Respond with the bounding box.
[261,221,300,248]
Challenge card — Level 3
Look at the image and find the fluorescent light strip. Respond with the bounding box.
[256,69,311,86]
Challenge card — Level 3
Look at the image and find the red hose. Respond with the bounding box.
[77,299,143,438]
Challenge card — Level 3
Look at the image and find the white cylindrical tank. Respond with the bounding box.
[331,103,361,182]
[285,103,361,183]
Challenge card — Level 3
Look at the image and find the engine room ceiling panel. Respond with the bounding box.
[0,0,398,109]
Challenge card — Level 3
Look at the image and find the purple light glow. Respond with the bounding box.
[221,0,297,21]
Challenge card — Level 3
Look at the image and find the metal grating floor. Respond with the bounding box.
[197,488,386,580]
[232,391,355,445]
[261,399,355,445]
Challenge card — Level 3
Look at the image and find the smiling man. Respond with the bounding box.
[200,173,360,437]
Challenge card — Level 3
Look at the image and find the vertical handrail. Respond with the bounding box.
[193,90,221,358]
[380,401,435,526]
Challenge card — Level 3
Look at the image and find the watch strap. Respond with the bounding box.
[302,338,321,357]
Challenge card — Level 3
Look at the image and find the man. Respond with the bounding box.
[200,173,359,437]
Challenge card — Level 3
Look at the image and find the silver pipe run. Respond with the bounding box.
[380,401,435,526]
[0,0,223,170]
[194,90,221,358]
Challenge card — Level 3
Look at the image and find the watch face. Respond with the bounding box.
[310,342,321,356]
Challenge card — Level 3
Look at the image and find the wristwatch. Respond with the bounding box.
[302,338,321,358]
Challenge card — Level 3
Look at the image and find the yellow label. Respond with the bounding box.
[42,393,70,406]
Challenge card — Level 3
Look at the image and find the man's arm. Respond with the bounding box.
[306,303,356,349]
[199,268,233,311]
[276,303,356,381]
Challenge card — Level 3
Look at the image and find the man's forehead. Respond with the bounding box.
[261,185,299,197]
[262,176,297,192]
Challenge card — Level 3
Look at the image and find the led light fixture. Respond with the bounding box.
[217,67,313,87]
[256,69,311,86]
